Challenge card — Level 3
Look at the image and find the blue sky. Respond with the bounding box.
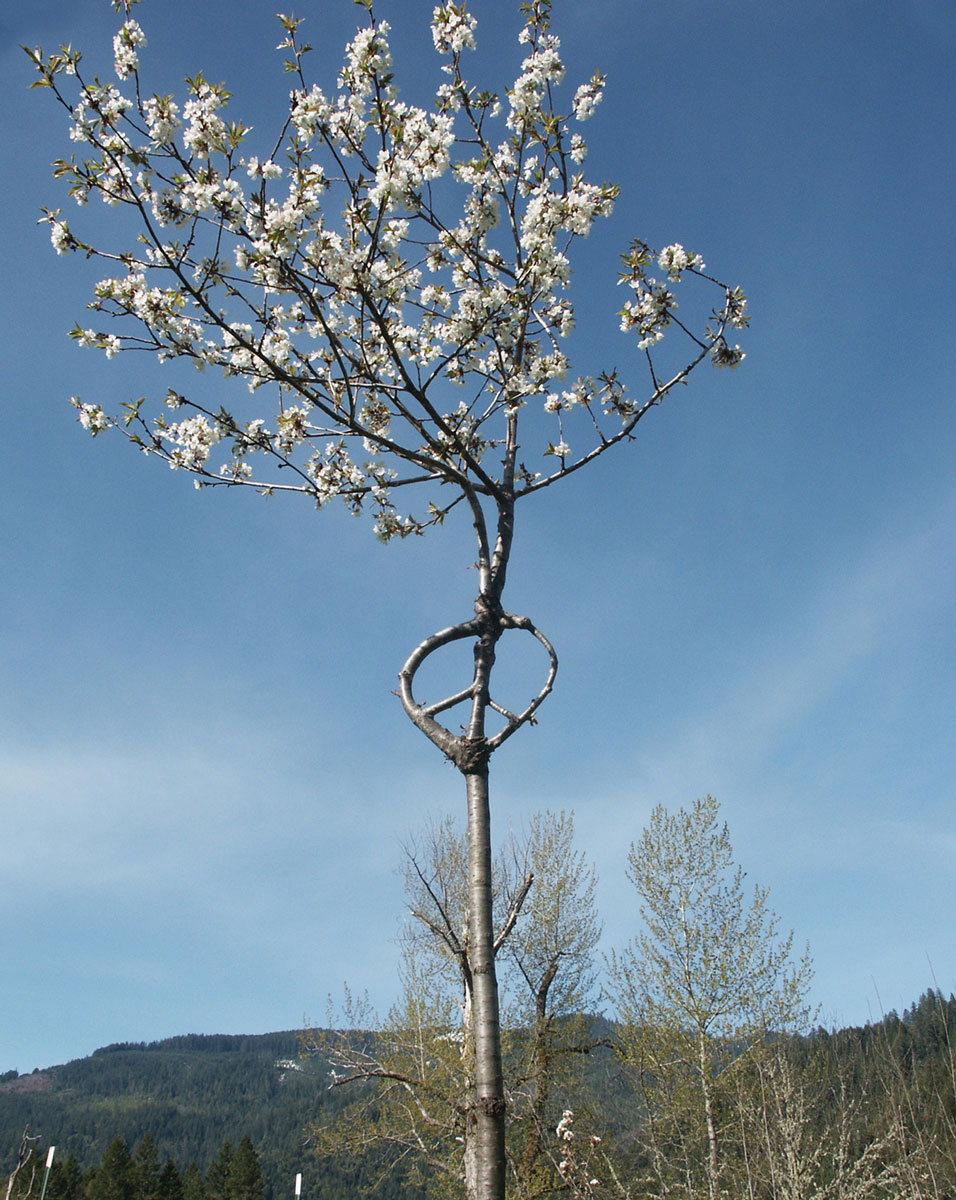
[3,0,955,1073]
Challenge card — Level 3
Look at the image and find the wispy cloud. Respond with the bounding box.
[611,483,956,811]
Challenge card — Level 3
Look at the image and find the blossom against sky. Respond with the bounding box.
[2,0,955,1072]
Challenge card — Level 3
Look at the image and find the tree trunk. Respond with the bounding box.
[466,765,506,1200]
[398,488,558,1200]
[699,1031,720,1200]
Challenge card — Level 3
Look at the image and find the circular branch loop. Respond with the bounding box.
[397,610,558,768]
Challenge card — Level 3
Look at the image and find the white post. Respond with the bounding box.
[39,1146,56,1200]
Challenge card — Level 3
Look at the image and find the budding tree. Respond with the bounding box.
[310,811,602,1200]
[29,2,746,1197]
[608,797,812,1200]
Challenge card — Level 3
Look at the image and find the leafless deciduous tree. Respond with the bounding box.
[4,1130,41,1200]
[310,811,602,1199]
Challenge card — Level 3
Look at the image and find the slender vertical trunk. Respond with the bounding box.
[462,564,507,1200]
[466,765,506,1200]
[398,487,558,1200]
[699,1031,720,1200]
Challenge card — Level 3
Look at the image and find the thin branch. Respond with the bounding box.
[494,871,534,955]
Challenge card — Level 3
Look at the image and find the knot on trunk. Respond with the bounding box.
[456,735,490,773]
[474,590,504,631]
[475,1094,507,1117]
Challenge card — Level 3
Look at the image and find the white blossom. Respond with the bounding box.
[143,95,180,144]
[183,85,228,156]
[572,75,605,121]
[49,218,71,254]
[276,404,311,451]
[72,399,109,434]
[113,20,146,80]
[246,158,283,180]
[431,5,477,54]
[620,280,676,349]
[341,23,393,98]
[164,414,219,469]
[658,242,704,280]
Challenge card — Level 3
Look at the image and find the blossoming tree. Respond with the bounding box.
[29,1,747,1196]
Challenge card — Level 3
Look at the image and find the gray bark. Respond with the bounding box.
[466,765,506,1200]
[396,471,558,1200]
[397,502,557,1199]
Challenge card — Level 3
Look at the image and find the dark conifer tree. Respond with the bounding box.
[180,1164,205,1200]
[156,1160,182,1200]
[48,1153,85,1200]
[204,1144,232,1200]
[225,1139,263,1200]
[88,1139,135,1200]
[133,1136,161,1200]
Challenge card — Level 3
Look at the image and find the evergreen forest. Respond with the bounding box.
[5,990,956,1200]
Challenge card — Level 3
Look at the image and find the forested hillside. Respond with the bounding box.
[0,1031,420,1200]
[5,991,956,1200]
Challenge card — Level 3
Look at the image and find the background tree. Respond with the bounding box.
[46,1154,85,1200]
[731,1037,934,1200]
[154,1160,182,1200]
[87,1139,136,1200]
[133,1135,161,1200]
[203,1144,231,1200]
[179,1164,204,1200]
[499,812,602,1198]
[608,796,812,1200]
[29,3,746,1195]
[222,1139,263,1200]
[311,810,602,1199]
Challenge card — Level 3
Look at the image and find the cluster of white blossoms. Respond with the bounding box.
[48,214,71,255]
[112,19,145,80]
[275,404,312,453]
[71,398,109,434]
[556,1110,575,1143]
[509,31,564,130]
[620,278,676,350]
[182,83,229,157]
[143,94,180,145]
[369,104,455,210]
[69,82,131,145]
[572,74,605,122]
[544,378,595,413]
[431,4,477,55]
[555,1110,601,1193]
[618,241,745,360]
[159,413,220,470]
[72,326,121,357]
[712,339,746,369]
[32,0,746,537]
[92,272,203,353]
[658,242,705,281]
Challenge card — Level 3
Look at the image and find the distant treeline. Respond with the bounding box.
[2,1130,415,1200]
[0,1031,421,1200]
[5,992,956,1199]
